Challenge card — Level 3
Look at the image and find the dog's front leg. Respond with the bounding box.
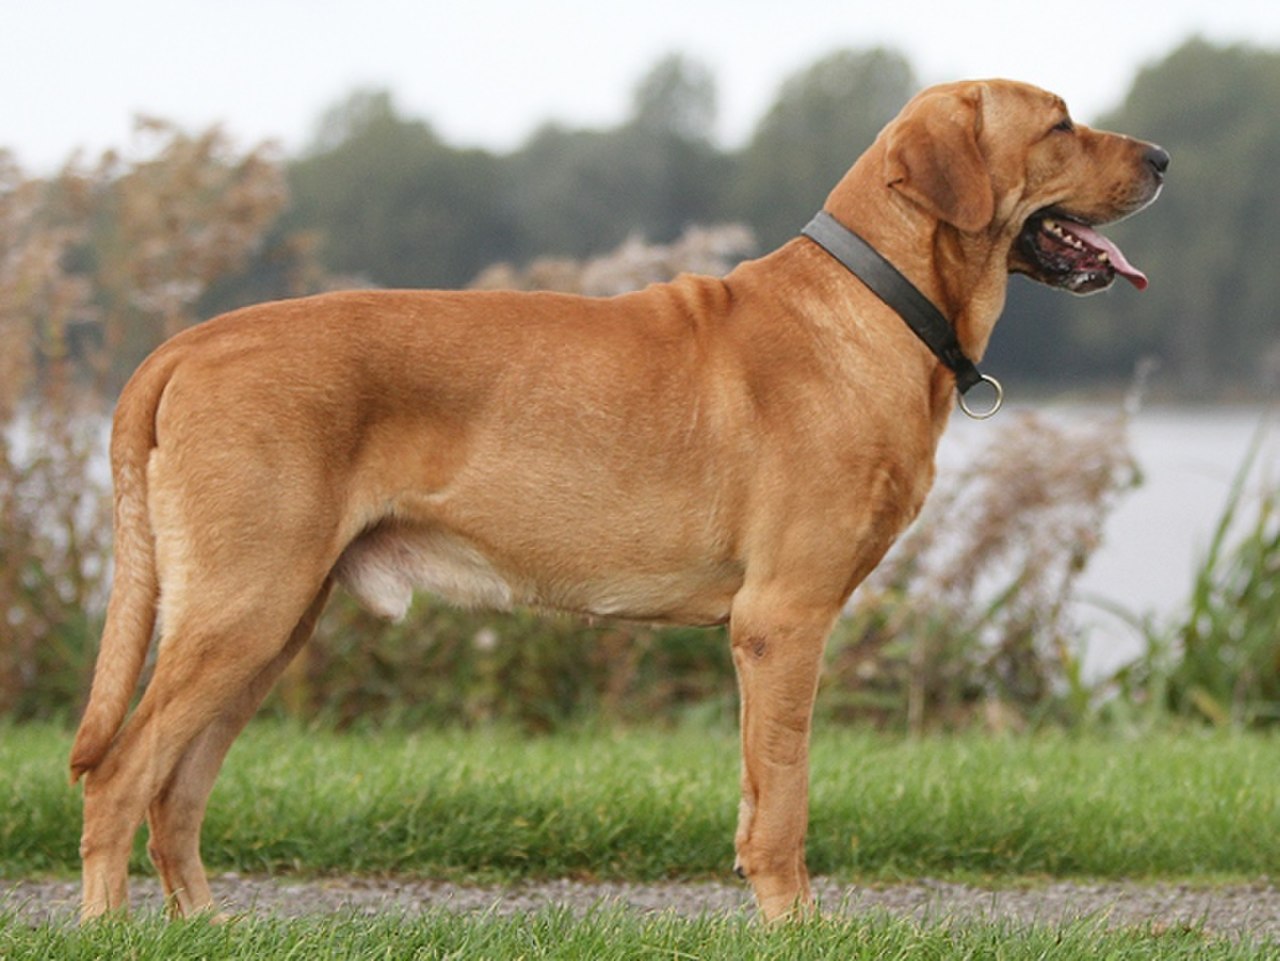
[729,590,836,921]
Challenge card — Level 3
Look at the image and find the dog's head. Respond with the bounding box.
[879,79,1167,294]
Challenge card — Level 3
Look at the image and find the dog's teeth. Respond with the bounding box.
[1043,218,1092,252]
[1098,252,1110,263]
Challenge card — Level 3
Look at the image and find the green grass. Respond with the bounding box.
[6,723,1280,957]
[1,907,1274,961]
[4,722,1280,883]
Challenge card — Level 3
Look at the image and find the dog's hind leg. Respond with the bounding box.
[144,578,334,918]
[78,568,333,922]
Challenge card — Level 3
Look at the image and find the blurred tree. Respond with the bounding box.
[731,48,917,251]
[88,120,291,386]
[262,41,1280,398]
[1064,38,1280,397]
[506,124,649,258]
[285,89,520,289]
[505,54,730,263]
[630,52,718,142]
[0,152,90,412]
[980,278,1081,388]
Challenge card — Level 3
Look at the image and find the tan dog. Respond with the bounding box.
[70,79,1166,922]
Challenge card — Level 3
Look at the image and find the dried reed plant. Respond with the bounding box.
[0,123,301,718]
[469,223,755,295]
[826,410,1141,732]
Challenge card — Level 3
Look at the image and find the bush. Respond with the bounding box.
[0,126,304,718]
[274,601,732,732]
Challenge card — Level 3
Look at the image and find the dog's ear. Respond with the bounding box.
[884,88,994,233]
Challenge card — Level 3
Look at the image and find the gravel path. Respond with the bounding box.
[5,875,1280,938]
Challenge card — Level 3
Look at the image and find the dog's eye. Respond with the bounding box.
[1052,118,1075,134]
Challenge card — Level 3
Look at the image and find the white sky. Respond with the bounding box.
[3,0,1278,170]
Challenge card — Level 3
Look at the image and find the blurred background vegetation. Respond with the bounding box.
[1,37,1278,732]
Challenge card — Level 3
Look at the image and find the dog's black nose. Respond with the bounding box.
[1145,144,1170,177]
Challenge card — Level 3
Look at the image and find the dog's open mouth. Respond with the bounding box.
[1016,211,1148,294]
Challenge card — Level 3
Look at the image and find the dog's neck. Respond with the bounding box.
[800,211,999,417]
[822,149,1010,366]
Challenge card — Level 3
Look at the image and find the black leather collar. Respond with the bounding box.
[801,210,1003,419]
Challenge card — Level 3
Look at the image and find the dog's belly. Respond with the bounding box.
[333,523,737,626]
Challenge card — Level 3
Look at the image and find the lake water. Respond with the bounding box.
[940,403,1279,677]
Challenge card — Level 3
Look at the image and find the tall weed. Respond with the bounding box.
[1121,426,1280,725]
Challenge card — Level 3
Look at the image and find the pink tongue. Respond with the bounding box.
[1063,220,1148,290]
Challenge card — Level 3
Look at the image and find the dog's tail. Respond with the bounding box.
[69,348,181,784]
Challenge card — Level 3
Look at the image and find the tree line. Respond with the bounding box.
[280,47,915,288]
[279,37,1280,399]
[5,37,1279,398]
